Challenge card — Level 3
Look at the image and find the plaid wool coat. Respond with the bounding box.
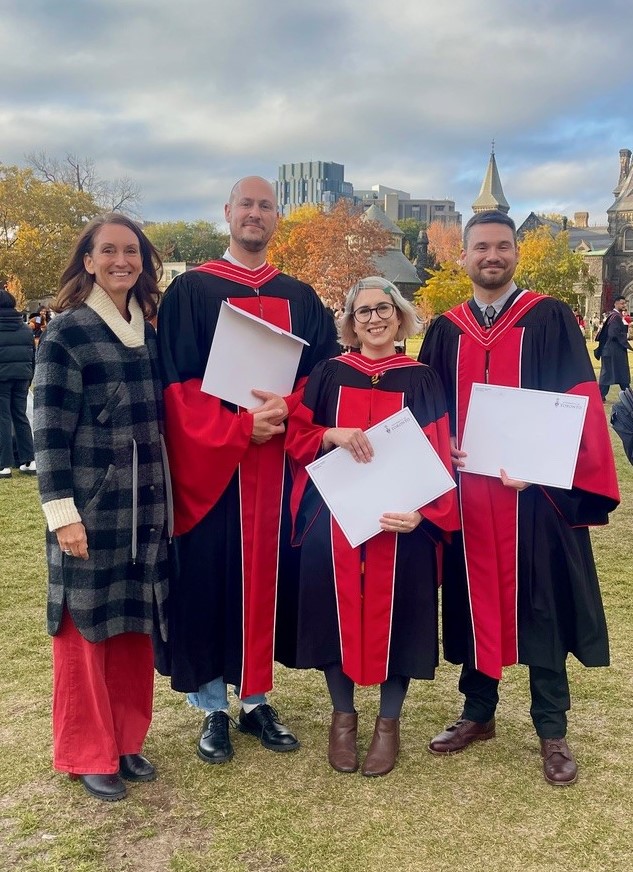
[34,291,170,643]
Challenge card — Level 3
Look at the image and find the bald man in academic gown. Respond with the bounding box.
[419,210,619,786]
[158,177,339,764]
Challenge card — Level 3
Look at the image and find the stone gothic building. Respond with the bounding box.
[516,148,633,315]
[607,148,633,303]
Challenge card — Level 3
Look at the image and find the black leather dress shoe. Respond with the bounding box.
[197,711,234,764]
[119,754,156,782]
[70,773,127,801]
[238,704,300,751]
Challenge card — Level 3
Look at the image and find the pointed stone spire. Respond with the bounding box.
[608,147,633,235]
[472,145,510,214]
[613,148,632,196]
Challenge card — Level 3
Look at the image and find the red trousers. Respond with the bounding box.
[52,609,154,775]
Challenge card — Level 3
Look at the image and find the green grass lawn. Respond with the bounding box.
[1,368,631,871]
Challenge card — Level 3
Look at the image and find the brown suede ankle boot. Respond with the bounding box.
[361,716,400,777]
[328,711,359,773]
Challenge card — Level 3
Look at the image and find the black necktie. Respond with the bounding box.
[484,305,496,328]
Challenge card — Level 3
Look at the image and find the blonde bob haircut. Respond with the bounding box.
[337,276,421,348]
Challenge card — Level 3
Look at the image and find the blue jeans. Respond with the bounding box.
[187,676,267,712]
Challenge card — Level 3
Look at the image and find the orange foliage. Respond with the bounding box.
[5,275,27,311]
[426,221,462,266]
[268,201,391,309]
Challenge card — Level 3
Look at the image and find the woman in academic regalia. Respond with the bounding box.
[286,278,459,777]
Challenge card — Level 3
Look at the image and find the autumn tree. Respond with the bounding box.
[26,151,141,215]
[0,164,99,297]
[426,221,462,267]
[144,220,229,263]
[5,275,27,312]
[267,201,391,309]
[413,294,435,333]
[266,204,321,280]
[414,261,471,316]
[396,218,426,261]
[515,225,586,305]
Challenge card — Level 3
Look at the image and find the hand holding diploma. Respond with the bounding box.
[322,427,421,530]
[249,389,289,423]
[499,468,529,491]
[450,436,467,469]
[379,510,422,534]
[322,427,374,463]
[307,408,456,548]
[248,389,288,444]
[454,435,529,490]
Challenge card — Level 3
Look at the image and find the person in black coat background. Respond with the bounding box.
[0,288,35,478]
[598,295,632,401]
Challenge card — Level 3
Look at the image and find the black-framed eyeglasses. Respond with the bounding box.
[352,302,396,323]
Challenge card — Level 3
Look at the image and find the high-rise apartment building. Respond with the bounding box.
[276,161,354,215]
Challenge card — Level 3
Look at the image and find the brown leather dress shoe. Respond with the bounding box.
[540,738,578,786]
[361,716,400,777]
[428,717,496,754]
[328,711,359,773]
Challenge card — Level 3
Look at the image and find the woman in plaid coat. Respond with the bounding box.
[33,214,171,802]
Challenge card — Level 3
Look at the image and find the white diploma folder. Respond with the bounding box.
[305,407,456,548]
[459,383,589,489]
[201,301,309,408]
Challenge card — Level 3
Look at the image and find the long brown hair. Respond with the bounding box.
[54,213,163,320]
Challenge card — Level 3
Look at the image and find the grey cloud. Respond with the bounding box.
[0,0,632,223]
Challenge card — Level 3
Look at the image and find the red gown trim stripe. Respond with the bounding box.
[338,353,421,376]
[445,290,544,347]
[330,384,405,684]
[232,295,291,696]
[454,324,527,678]
[195,259,281,288]
[237,443,286,697]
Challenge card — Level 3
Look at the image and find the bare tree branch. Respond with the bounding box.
[25,150,142,216]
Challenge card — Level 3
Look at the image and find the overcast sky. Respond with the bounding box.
[1,0,631,228]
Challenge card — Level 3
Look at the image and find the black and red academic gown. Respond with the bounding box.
[157,259,339,697]
[419,290,620,679]
[285,353,460,684]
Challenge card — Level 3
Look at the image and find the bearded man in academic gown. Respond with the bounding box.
[157,176,339,764]
[419,210,620,786]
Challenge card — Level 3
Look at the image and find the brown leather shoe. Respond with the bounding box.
[540,738,578,786]
[328,711,359,773]
[428,717,496,755]
[361,716,400,777]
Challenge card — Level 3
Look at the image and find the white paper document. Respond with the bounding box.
[305,407,456,548]
[459,383,589,489]
[201,301,309,408]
